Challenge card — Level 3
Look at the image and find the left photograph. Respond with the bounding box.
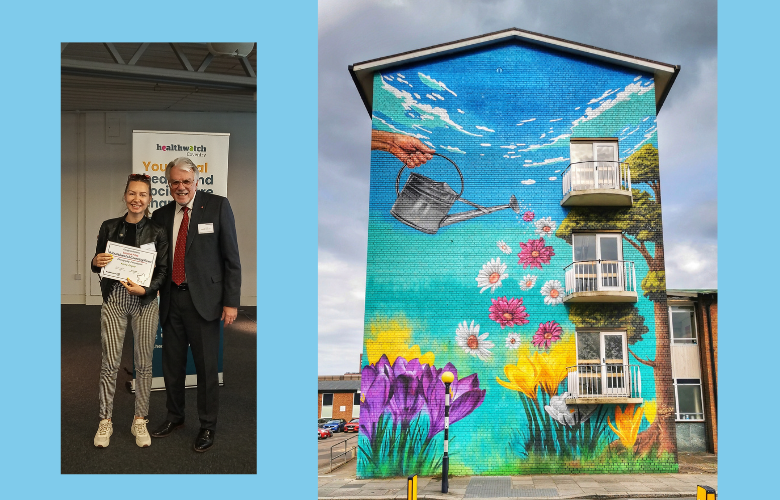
[60,43,257,473]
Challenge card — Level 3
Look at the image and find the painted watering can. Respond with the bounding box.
[390,152,520,234]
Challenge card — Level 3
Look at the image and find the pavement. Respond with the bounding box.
[318,452,717,500]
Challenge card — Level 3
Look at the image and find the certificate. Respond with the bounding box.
[100,241,157,287]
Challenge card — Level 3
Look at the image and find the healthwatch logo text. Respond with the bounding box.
[157,144,207,152]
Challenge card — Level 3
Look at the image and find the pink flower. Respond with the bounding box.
[517,237,555,269]
[489,297,530,328]
[523,211,535,222]
[532,321,563,349]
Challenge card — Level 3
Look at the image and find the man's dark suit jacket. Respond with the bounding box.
[152,190,241,322]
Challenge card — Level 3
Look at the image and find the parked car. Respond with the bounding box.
[318,418,330,428]
[318,427,332,439]
[321,419,346,433]
[344,418,359,432]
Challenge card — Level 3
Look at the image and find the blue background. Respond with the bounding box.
[1,0,315,497]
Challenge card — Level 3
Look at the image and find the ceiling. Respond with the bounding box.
[61,43,257,113]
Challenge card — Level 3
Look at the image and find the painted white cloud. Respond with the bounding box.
[572,81,655,128]
[476,125,495,132]
[379,77,482,136]
[480,143,491,147]
[524,157,568,167]
[418,72,457,96]
[587,88,619,104]
[440,145,466,154]
[457,109,465,114]
[521,179,536,185]
[550,118,562,122]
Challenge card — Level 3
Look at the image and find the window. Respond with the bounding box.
[674,379,705,421]
[670,306,697,344]
[353,392,361,418]
[569,140,619,190]
[571,233,623,291]
[321,393,333,419]
[574,331,629,396]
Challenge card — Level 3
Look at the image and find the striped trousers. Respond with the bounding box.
[98,285,159,419]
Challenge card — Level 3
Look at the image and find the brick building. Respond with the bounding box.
[350,28,682,477]
[666,289,717,453]
[318,374,361,422]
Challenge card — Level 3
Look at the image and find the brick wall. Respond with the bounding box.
[318,392,358,422]
[696,296,718,453]
[358,40,676,477]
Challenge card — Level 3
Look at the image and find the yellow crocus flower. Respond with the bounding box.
[608,404,644,450]
[496,354,540,400]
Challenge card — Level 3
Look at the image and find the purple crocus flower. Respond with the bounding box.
[388,374,425,429]
[359,356,485,442]
[359,355,392,441]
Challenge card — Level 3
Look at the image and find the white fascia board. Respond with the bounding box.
[353,30,675,75]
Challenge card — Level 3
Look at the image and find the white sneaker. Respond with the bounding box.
[132,418,151,447]
[94,419,113,448]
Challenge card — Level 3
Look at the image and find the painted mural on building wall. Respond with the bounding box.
[359,41,675,477]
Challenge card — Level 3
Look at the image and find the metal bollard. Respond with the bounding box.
[407,474,418,500]
[697,485,716,500]
[441,371,454,493]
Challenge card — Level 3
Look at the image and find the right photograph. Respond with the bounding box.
[319,1,716,495]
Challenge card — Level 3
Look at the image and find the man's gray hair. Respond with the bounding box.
[165,157,201,183]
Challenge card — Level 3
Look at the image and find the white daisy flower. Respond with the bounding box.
[534,216,557,237]
[497,240,512,254]
[505,333,521,349]
[455,320,494,361]
[475,257,508,293]
[519,274,537,291]
[540,279,565,306]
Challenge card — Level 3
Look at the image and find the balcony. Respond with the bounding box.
[563,260,637,303]
[561,161,632,206]
[565,364,643,404]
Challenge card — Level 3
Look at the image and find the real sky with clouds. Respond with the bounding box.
[318,0,717,375]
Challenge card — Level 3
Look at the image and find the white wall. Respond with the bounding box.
[61,111,257,305]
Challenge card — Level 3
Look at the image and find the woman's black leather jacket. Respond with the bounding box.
[91,215,169,305]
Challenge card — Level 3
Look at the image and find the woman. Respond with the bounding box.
[90,173,168,448]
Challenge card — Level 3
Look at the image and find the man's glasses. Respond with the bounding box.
[128,173,151,180]
[169,179,195,188]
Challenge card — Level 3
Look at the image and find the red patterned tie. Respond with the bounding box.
[172,207,189,285]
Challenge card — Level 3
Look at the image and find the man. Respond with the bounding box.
[150,157,241,452]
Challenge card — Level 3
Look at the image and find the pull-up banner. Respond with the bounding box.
[131,130,230,391]
[132,130,230,213]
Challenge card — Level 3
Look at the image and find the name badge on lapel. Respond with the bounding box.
[198,223,214,234]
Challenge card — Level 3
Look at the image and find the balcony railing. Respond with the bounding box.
[562,161,632,196]
[566,364,642,400]
[564,260,637,297]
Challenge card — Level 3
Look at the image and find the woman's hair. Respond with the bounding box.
[124,173,153,218]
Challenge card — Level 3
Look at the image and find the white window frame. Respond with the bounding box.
[673,379,706,422]
[321,393,334,419]
[669,305,698,345]
[352,392,361,418]
[572,233,624,291]
[575,330,629,396]
[569,140,620,189]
